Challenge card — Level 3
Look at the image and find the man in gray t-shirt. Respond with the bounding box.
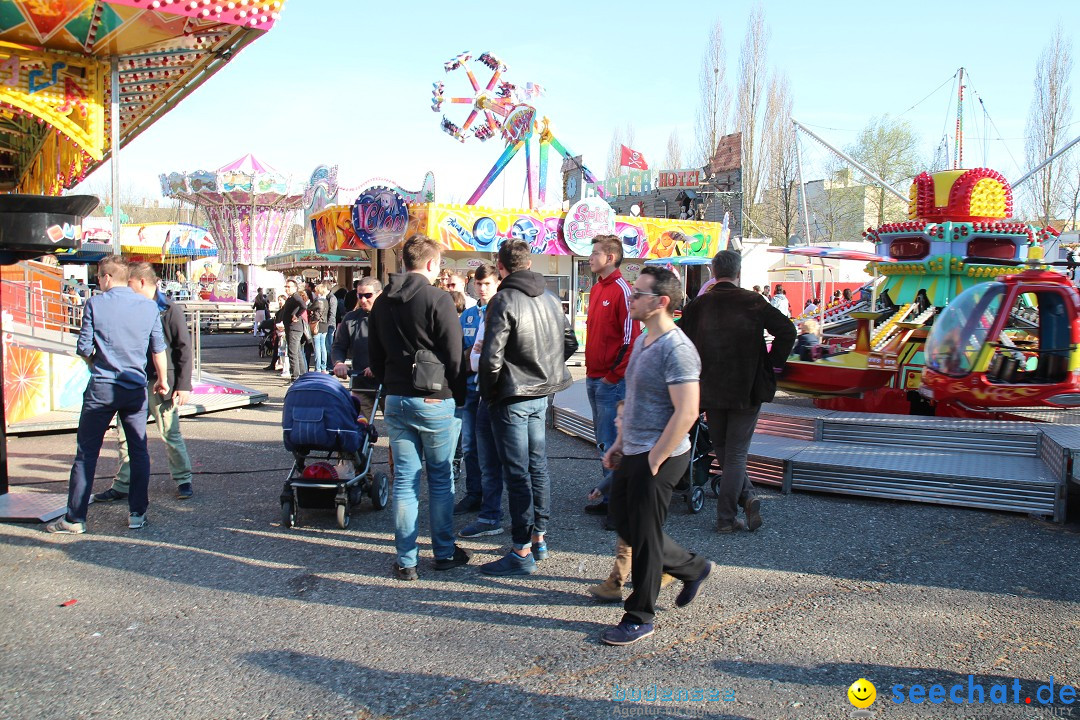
[599,266,713,647]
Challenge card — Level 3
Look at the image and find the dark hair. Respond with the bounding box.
[449,291,467,313]
[497,239,532,273]
[401,234,442,271]
[842,288,853,300]
[98,256,130,282]
[474,263,498,282]
[639,266,683,315]
[353,279,362,289]
[711,249,741,280]
[128,261,157,284]
[591,234,623,267]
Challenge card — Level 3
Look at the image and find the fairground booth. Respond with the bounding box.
[310,194,729,344]
[0,0,286,521]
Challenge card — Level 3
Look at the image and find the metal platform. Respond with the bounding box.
[7,373,267,435]
[552,380,1075,522]
[0,491,66,523]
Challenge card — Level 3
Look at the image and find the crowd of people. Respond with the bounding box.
[45,235,803,646]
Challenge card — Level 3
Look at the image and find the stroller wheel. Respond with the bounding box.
[281,499,296,529]
[687,486,705,514]
[336,502,351,529]
[370,471,390,510]
[709,473,722,498]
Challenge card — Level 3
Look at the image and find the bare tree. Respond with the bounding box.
[1024,23,1074,225]
[848,115,923,227]
[734,6,770,232]
[664,130,684,169]
[694,19,729,167]
[605,123,637,180]
[759,72,797,245]
[1063,152,1080,229]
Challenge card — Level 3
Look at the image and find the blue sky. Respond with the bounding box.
[81,0,1080,208]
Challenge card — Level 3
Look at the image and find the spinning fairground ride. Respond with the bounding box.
[779,168,1080,420]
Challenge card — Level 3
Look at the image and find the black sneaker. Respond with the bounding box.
[433,545,471,571]
[584,501,609,515]
[600,621,655,646]
[92,488,127,503]
[176,483,193,499]
[452,497,481,515]
[675,561,714,608]
[393,563,418,581]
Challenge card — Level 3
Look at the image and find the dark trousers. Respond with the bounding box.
[286,327,305,381]
[707,405,761,526]
[67,381,150,522]
[610,451,708,625]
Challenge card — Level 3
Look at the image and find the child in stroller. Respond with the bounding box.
[280,373,390,529]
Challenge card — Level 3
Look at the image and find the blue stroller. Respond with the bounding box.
[280,373,390,529]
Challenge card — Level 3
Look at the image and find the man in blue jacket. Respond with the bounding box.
[47,257,168,534]
[95,262,194,503]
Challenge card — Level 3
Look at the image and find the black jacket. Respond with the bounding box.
[679,281,796,410]
[280,291,307,332]
[308,296,328,332]
[479,269,577,403]
[368,272,465,403]
[331,308,375,391]
[146,292,192,393]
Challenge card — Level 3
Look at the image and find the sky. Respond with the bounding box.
[76,0,1080,210]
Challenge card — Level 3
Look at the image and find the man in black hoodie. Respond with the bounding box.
[368,235,470,580]
[95,262,194,503]
[478,239,578,576]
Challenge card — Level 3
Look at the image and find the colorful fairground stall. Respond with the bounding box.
[264,248,368,289]
[309,193,728,344]
[0,0,285,521]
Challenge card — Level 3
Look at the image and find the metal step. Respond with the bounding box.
[819,421,1038,456]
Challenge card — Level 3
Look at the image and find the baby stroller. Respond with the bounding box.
[674,414,715,513]
[280,373,390,529]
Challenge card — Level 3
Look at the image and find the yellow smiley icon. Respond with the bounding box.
[848,678,876,709]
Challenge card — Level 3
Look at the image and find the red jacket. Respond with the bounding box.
[585,269,640,382]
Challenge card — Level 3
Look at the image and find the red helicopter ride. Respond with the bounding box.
[920,244,1080,414]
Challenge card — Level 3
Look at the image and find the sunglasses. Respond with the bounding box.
[631,290,659,300]
[358,292,375,299]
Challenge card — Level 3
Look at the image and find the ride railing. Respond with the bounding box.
[0,278,82,343]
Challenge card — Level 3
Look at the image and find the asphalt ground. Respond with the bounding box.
[2,333,1078,720]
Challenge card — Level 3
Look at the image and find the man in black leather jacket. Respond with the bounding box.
[478,239,578,576]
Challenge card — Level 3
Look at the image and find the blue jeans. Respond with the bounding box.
[455,387,482,503]
[586,377,625,494]
[312,331,327,372]
[384,395,461,568]
[489,396,550,546]
[475,397,504,524]
[67,381,150,523]
[325,324,335,363]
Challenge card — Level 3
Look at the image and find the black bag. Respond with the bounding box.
[411,349,445,392]
[389,305,447,393]
[750,338,777,403]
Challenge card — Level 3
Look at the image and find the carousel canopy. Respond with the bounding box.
[0,0,286,194]
[265,249,368,272]
[768,246,890,263]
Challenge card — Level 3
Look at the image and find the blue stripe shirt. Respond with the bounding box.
[77,286,166,389]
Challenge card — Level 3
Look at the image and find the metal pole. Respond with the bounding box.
[110,55,121,255]
[792,119,908,202]
[1011,133,1080,191]
[794,121,812,247]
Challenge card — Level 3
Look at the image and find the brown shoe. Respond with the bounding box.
[717,518,748,533]
[744,496,762,531]
[660,573,676,588]
[587,578,623,602]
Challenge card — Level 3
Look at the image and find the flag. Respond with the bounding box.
[619,144,649,170]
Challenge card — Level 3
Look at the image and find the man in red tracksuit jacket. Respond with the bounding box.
[583,234,641,524]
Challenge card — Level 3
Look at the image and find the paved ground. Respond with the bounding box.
[2,334,1078,720]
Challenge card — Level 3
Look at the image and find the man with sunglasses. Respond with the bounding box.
[280,278,308,383]
[332,277,382,422]
[445,271,476,309]
[600,266,712,645]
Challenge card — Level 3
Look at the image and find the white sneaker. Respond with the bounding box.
[128,512,147,530]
